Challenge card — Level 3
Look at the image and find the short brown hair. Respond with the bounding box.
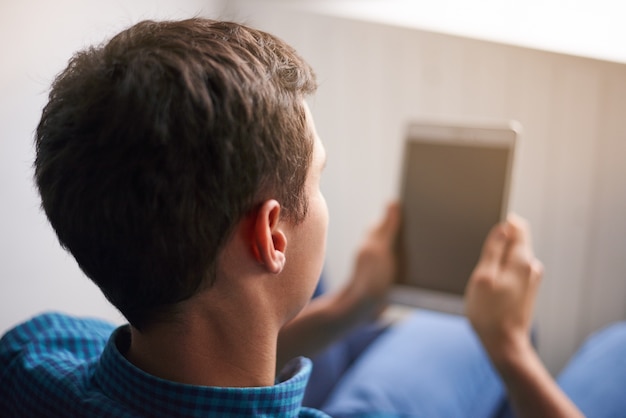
[34,18,317,329]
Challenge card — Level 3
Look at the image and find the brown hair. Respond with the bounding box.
[34,18,317,329]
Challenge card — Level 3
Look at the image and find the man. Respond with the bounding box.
[0,18,405,417]
[1,17,622,417]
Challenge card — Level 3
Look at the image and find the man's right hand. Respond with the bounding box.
[465,215,583,418]
[464,214,543,362]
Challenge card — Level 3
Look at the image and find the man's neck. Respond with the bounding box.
[125,305,281,388]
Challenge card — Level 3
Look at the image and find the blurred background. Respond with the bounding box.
[2,0,625,375]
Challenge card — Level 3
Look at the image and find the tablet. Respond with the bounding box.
[390,120,520,314]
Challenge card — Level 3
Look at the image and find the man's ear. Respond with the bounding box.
[253,200,287,274]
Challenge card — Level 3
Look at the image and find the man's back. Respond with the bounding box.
[0,313,329,417]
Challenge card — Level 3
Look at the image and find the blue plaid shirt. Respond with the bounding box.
[0,312,331,417]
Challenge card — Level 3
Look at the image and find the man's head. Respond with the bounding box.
[34,18,317,329]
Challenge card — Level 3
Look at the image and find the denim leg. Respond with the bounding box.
[321,310,505,418]
[304,322,389,409]
[557,321,626,418]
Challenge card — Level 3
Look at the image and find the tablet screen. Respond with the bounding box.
[397,136,513,296]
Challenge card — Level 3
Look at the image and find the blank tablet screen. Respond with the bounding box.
[398,139,511,295]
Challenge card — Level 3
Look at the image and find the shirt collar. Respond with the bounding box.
[93,325,313,417]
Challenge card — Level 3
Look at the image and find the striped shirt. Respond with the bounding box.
[0,312,330,417]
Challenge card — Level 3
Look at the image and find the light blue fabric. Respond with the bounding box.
[312,309,626,418]
[304,323,388,409]
[557,322,626,418]
[319,310,506,418]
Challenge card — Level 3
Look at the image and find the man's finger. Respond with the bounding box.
[506,213,534,256]
[476,222,510,272]
[504,214,537,270]
[375,201,401,244]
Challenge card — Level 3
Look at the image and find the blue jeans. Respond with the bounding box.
[306,309,626,418]
[557,322,626,418]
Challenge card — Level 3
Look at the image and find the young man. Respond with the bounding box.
[1,17,623,418]
[0,18,403,417]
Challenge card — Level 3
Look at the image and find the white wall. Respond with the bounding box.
[228,1,626,374]
[0,0,226,333]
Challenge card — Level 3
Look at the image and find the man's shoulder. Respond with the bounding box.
[0,312,117,416]
[1,312,115,364]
